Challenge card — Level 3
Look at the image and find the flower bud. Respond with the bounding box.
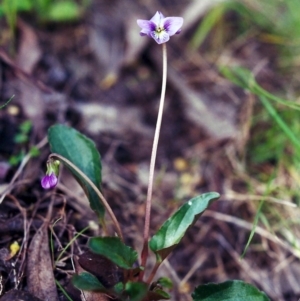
[41,159,60,190]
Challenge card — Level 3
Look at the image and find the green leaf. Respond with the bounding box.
[88,237,138,270]
[148,288,170,300]
[9,150,25,166]
[146,278,172,300]
[149,192,220,261]
[1,0,32,14]
[29,146,40,157]
[72,272,105,291]
[46,1,81,21]
[14,0,32,11]
[48,124,104,218]
[113,282,124,295]
[125,282,148,301]
[157,277,173,289]
[192,280,270,301]
[14,133,28,144]
[19,120,32,134]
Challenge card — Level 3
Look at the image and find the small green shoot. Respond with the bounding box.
[9,120,37,166]
[14,120,32,144]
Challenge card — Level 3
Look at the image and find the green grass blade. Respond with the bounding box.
[0,95,14,109]
[190,5,226,49]
[259,95,300,152]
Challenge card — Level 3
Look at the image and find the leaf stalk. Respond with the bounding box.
[49,153,124,242]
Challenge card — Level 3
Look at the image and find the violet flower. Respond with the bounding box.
[41,159,60,190]
[137,11,183,44]
[41,173,58,189]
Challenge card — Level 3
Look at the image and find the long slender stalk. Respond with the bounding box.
[49,153,124,242]
[140,43,167,280]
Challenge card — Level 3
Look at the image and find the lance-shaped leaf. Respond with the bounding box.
[48,124,104,218]
[72,272,106,292]
[88,237,138,270]
[149,192,220,261]
[192,280,270,301]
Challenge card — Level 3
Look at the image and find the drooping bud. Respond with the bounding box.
[41,159,60,189]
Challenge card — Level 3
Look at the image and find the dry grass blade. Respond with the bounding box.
[169,66,237,139]
[162,259,192,301]
[224,190,297,207]
[0,49,52,93]
[179,253,208,289]
[16,19,42,74]
[205,210,300,258]
[0,136,47,204]
[215,234,280,300]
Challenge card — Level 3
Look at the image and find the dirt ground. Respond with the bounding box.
[0,1,299,300]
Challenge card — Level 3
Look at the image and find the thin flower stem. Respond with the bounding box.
[49,153,124,242]
[140,43,167,280]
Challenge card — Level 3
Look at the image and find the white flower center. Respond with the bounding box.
[156,26,164,33]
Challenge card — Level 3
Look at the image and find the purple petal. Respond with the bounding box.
[163,17,184,36]
[137,20,156,36]
[137,12,184,44]
[150,31,170,44]
[41,173,58,189]
[150,11,164,25]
